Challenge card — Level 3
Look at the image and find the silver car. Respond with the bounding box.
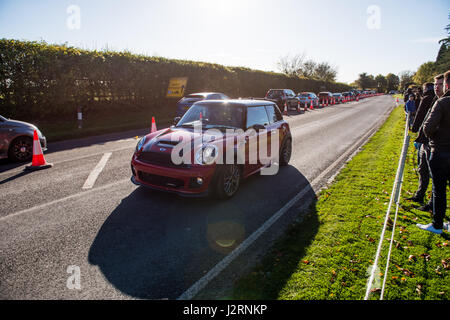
[0,115,47,162]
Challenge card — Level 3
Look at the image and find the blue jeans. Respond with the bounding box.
[428,150,450,229]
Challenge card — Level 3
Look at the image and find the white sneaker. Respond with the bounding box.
[416,223,443,234]
[444,222,449,232]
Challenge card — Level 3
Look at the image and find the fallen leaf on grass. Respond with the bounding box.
[420,253,431,262]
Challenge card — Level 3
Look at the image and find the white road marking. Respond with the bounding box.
[82,152,112,189]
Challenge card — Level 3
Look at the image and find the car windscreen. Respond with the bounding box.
[176,104,245,130]
[266,90,283,99]
[298,93,310,97]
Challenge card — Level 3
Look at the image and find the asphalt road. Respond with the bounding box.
[0,95,396,299]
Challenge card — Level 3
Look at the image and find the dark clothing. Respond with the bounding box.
[423,90,450,152]
[423,90,450,230]
[411,91,436,134]
[414,144,431,200]
[413,95,438,145]
[428,150,450,229]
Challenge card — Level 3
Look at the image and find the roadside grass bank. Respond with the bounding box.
[232,105,449,300]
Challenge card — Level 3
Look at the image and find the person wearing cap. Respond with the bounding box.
[417,70,450,234]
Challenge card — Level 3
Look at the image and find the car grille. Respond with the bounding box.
[138,171,185,188]
[137,151,190,168]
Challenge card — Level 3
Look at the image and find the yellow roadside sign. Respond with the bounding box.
[166,77,188,98]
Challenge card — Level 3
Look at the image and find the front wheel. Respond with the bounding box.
[214,164,241,200]
[9,136,33,162]
[279,138,292,166]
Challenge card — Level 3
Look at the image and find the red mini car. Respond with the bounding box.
[131,99,292,199]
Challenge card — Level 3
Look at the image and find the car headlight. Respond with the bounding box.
[136,136,147,152]
[195,144,218,165]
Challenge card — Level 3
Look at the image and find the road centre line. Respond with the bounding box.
[0,145,134,178]
[82,152,112,189]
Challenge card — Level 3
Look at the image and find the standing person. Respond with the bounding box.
[417,70,450,234]
[406,82,436,203]
[404,94,416,128]
[404,88,412,103]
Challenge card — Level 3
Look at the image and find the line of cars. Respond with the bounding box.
[130,88,377,199]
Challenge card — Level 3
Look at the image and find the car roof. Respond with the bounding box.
[194,99,275,107]
[187,92,224,97]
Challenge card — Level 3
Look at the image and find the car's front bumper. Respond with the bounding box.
[131,156,216,197]
[40,136,47,152]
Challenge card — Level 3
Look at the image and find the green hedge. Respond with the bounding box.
[0,39,351,121]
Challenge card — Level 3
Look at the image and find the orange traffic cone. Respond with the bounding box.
[297,100,301,113]
[310,99,314,110]
[283,102,288,115]
[25,130,52,171]
[151,116,157,133]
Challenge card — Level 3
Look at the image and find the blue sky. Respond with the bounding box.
[0,0,448,83]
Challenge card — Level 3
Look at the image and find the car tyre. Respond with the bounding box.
[8,136,33,162]
[279,138,292,166]
[215,164,241,200]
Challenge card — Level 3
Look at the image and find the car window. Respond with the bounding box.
[207,94,222,100]
[265,104,282,124]
[266,90,283,99]
[246,106,270,129]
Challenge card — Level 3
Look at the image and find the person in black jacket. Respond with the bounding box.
[417,70,450,234]
[404,88,412,103]
[406,82,436,204]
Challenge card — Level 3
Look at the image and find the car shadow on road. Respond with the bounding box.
[0,159,27,174]
[88,165,318,299]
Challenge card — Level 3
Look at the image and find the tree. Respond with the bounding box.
[276,53,306,77]
[398,70,415,90]
[413,61,436,85]
[314,62,337,82]
[385,73,400,92]
[298,60,317,78]
[375,74,387,93]
[355,72,375,90]
[276,53,337,82]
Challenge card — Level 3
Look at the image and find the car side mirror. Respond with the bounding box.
[173,116,181,125]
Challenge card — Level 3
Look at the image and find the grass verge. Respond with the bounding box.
[232,105,449,300]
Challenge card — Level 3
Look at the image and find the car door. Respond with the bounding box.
[244,105,270,175]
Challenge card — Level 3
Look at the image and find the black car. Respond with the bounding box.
[264,89,299,111]
[176,92,230,117]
